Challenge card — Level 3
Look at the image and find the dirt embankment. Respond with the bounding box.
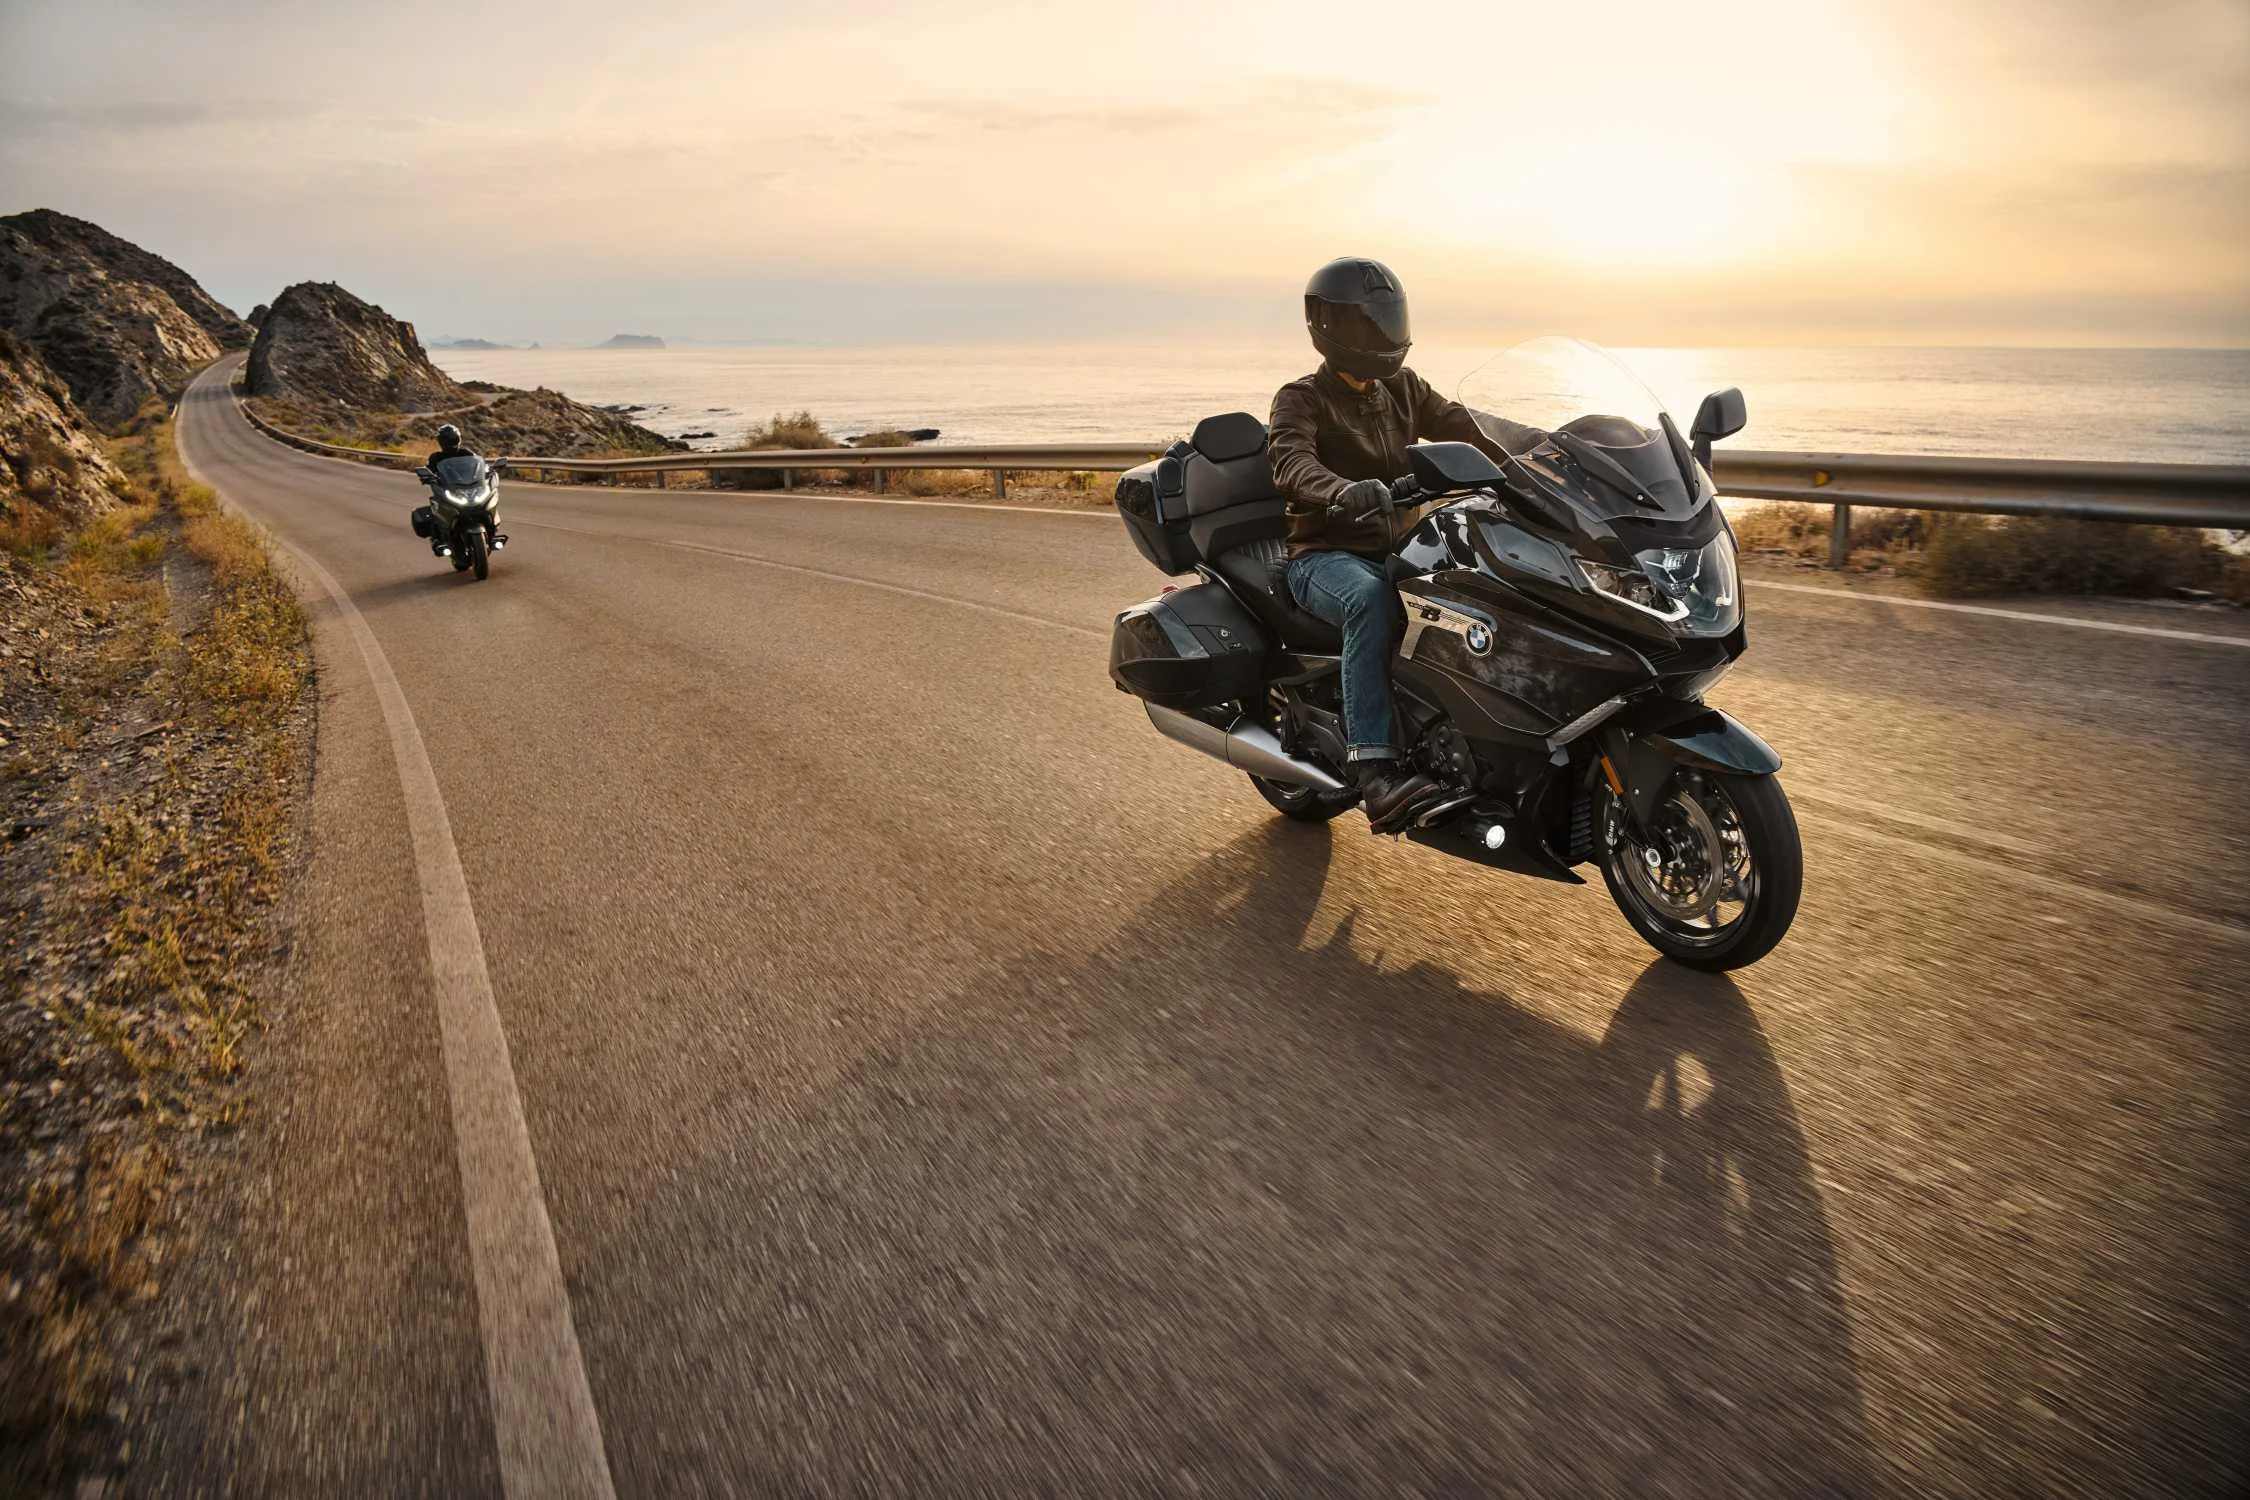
[3,320,312,1486]
[244,281,679,461]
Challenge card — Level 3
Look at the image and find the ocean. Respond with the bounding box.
[427,342,2250,465]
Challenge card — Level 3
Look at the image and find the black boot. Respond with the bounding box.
[1355,758,1440,829]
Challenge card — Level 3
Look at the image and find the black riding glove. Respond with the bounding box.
[1335,477,1393,521]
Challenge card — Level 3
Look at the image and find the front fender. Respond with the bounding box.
[1602,704,1781,827]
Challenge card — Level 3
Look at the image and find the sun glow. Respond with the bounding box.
[1374,129,1785,267]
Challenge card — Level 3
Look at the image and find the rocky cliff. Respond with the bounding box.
[0,209,253,430]
[245,281,472,420]
[0,329,122,528]
[247,280,678,458]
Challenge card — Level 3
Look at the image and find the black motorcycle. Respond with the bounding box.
[411,453,510,580]
[1108,338,1800,969]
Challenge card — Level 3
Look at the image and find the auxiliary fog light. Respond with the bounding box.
[1482,822,1508,851]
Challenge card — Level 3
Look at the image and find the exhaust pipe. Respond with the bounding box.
[1143,704,1348,792]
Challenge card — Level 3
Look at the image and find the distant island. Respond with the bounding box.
[597,333,666,350]
[435,337,507,350]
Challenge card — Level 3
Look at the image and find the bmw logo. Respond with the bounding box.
[1465,621,1494,655]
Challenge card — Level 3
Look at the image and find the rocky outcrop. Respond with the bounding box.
[245,281,472,420]
[0,209,252,429]
[246,280,677,458]
[0,330,122,525]
[460,387,679,458]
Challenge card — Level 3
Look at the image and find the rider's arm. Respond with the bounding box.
[1269,380,1352,535]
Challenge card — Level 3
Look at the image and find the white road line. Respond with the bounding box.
[1792,789,2045,860]
[1752,579,2250,648]
[181,376,617,1500]
[1795,812,2250,947]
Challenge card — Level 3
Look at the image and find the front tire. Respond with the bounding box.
[1599,770,1801,970]
[465,528,489,580]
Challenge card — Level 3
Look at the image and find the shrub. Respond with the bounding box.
[743,410,834,450]
[1730,501,1926,559]
[1922,514,2226,598]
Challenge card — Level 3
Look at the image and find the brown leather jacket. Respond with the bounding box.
[1271,363,1512,559]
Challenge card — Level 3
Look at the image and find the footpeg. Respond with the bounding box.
[1411,791,1478,829]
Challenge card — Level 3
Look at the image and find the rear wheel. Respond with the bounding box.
[465,528,489,580]
[1250,773,1357,823]
[1599,769,1801,970]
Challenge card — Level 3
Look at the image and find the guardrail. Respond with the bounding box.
[237,397,2250,569]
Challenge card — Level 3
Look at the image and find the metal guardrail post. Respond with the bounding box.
[873,469,887,495]
[1829,504,1852,568]
[782,469,793,491]
[993,470,1007,501]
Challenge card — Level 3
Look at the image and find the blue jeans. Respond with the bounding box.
[1287,551,1399,761]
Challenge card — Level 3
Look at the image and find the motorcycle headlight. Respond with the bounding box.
[1580,558,1685,622]
[442,484,489,508]
[1636,531,1740,637]
[1578,531,1741,637]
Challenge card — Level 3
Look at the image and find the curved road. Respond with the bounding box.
[137,359,2248,1496]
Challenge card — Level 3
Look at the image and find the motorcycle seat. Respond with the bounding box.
[1211,538,1343,654]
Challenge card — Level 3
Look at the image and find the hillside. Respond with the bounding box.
[246,282,678,459]
[0,329,124,529]
[0,209,253,429]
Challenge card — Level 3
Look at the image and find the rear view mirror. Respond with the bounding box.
[415,466,437,483]
[1408,441,1505,493]
[1689,388,1747,467]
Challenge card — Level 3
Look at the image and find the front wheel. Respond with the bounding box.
[1599,770,1801,970]
[465,528,489,580]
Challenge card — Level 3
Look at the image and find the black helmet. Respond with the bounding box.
[436,423,462,450]
[1305,257,1410,380]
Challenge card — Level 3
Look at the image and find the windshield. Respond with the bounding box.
[434,454,488,486]
[1459,336,1699,512]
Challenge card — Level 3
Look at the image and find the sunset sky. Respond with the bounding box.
[2,0,2243,346]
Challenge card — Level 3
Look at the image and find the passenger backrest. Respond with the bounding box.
[1180,411,1285,562]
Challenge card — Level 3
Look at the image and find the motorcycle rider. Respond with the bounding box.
[1270,256,1521,828]
[426,422,475,472]
[416,423,500,553]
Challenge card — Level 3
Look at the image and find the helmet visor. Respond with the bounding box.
[1313,294,1410,355]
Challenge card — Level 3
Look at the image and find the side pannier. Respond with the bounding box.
[1108,581,1270,710]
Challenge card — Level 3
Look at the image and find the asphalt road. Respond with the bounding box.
[134,359,2249,1497]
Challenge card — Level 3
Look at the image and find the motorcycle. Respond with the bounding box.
[411,453,510,580]
[1108,337,1800,970]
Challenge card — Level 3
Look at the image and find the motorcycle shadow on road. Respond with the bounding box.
[341,569,497,613]
[679,820,1879,1494]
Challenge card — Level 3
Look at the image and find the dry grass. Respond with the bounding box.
[1729,501,1927,560]
[1,405,310,1481]
[1923,514,2248,600]
[1727,500,2245,602]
